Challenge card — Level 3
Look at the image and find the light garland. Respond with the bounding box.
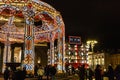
[0,0,65,73]
[0,0,63,43]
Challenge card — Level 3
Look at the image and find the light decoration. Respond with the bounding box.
[80,44,89,64]
[0,0,65,73]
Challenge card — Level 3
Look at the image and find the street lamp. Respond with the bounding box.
[87,40,98,52]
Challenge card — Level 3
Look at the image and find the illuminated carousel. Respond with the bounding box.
[0,0,65,73]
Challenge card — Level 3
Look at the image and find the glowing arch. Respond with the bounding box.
[0,0,65,73]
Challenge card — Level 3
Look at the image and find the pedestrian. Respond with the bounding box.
[34,65,39,77]
[86,67,94,80]
[78,64,86,80]
[9,69,15,80]
[49,65,57,80]
[72,66,75,74]
[114,64,120,80]
[4,67,10,80]
[15,67,25,80]
[106,65,114,80]
[65,63,69,74]
[37,65,44,80]
[94,64,104,80]
[44,65,50,80]
[22,67,27,80]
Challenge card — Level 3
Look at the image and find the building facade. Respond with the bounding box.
[65,43,89,69]
[88,52,120,70]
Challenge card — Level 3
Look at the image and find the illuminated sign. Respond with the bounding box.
[69,36,81,44]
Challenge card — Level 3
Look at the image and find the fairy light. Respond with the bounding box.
[0,0,65,73]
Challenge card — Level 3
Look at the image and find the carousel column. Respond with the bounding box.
[57,29,63,73]
[50,32,55,66]
[2,42,11,72]
[23,20,35,74]
[23,3,35,74]
[3,43,11,63]
[62,32,65,72]
[3,16,14,66]
[4,16,14,63]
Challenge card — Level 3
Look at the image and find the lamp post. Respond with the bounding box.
[87,40,98,69]
[87,40,98,52]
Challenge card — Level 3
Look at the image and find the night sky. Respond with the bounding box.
[44,0,120,50]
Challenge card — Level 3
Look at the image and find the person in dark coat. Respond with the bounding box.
[106,65,114,80]
[65,64,69,74]
[4,67,10,80]
[22,67,27,80]
[15,67,25,80]
[72,66,75,74]
[9,69,16,80]
[34,65,39,77]
[94,65,104,80]
[78,64,86,80]
[49,66,57,80]
[86,68,94,80]
[44,65,50,80]
[114,65,120,80]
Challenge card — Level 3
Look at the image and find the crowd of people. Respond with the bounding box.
[65,64,120,80]
[4,66,26,80]
[35,64,57,80]
[3,64,120,80]
[3,64,57,80]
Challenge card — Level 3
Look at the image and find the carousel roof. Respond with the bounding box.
[0,0,65,44]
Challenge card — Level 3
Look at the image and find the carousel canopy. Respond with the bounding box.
[0,0,65,44]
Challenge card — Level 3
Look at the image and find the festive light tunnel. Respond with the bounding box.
[0,0,65,73]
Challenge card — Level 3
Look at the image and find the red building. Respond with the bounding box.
[65,36,89,69]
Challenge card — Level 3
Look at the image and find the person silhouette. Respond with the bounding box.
[4,67,10,80]
[106,65,114,80]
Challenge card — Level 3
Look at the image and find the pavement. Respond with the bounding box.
[0,74,109,80]
[0,77,109,80]
[0,74,77,80]
[0,76,75,80]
